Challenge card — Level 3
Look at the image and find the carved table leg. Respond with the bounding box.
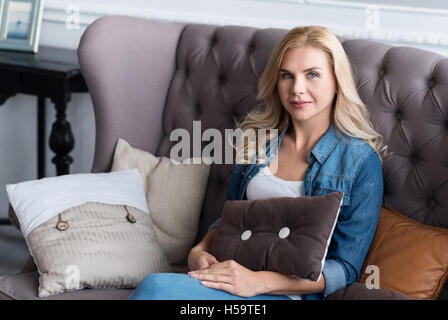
[37,96,46,179]
[49,98,74,176]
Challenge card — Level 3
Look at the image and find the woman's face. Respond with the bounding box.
[277,46,337,126]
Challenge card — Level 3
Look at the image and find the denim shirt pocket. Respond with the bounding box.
[311,175,352,207]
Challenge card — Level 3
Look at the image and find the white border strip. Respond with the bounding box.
[41,0,448,51]
[255,0,448,15]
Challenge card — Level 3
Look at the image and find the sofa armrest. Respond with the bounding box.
[78,15,186,172]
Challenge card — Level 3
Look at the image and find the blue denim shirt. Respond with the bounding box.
[208,120,383,300]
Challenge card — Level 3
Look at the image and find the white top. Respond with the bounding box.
[246,165,304,200]
[246,164,304,300]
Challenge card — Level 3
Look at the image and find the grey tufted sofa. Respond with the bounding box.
[0,15,447,300]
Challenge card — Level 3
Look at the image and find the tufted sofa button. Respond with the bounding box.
[211,37,218,46]
[219,73,226,85]
[396,110,403,120]
[428,199,437,209]
[428,79,436,89]
[410,153,419,165]
[379,68,385,77]
[241,230,252,240]
[185,67,190,78]
[196,103,202,114]
[249,43,256,54]
[278,227,290,239]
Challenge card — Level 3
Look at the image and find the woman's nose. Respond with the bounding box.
[291,78,306,95]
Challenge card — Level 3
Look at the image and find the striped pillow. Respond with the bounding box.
[27,202,171,298]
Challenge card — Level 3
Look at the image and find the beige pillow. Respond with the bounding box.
[28,203,171,297]
[111,139,211,264]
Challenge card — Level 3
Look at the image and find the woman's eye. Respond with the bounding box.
[281,73,293,79]
[308,72,319,79]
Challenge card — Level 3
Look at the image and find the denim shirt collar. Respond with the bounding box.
[277,119,340,165]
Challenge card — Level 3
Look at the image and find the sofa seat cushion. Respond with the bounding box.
[326,282,415,300]
[0,270,413,300]
[0,272,133,300]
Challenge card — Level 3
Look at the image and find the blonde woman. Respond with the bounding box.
[129,26,387,300]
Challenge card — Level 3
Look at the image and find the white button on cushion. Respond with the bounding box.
[241,230,252,241]
[278,227,290,239]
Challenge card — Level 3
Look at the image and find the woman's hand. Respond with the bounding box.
[187,247,219,271]
[188,260,266,298]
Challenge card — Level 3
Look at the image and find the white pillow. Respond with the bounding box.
[6,169,149,238]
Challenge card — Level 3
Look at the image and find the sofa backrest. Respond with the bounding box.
[79,16,448,244]
[342,40,448,230]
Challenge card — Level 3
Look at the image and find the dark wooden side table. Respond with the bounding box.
[0,46,88,225]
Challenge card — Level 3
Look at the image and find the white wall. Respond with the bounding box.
[1,0,448,218]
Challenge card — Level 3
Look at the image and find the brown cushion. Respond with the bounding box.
[211,192,343,281]
[358,204,448,300]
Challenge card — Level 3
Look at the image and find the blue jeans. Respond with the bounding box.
[128,273,291,300]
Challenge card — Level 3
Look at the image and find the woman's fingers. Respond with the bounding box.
[203,255,219,268]
[189,262,236,286]
[198,260,210,269]
[189,260,261,298]
[209,255,219,265]
[191,259,236,273]
[201,281,234,292]
[189,266,225,276]
[189,272,235,285]
[196,252,219,269]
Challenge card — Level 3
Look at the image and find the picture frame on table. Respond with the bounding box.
[0,0,44,53]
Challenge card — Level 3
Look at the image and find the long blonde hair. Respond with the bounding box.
[234,25,388,164]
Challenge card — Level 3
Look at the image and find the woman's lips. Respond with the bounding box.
[290,101,311,108]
